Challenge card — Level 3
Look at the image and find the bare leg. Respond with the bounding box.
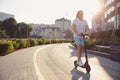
[77,45,83,61]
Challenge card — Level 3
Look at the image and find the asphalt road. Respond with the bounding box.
[37,43,120,80]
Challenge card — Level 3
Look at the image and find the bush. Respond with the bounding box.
[12,40,20,49]
[50,39,57,44]
[38,40,43,45]
[0,41,14,55]
[40,37,48,44]
[92,30,112,39]
[115,29,120,37]
[85,38,96,49]
[16,39,29,49]
[94,38,112,46]
[0,38,41,56]
[30,39,39,46]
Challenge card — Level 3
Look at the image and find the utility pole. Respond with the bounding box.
[27,27,28,38]
[62,17,66,40]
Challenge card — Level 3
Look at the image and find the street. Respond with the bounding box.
[0,43,120,80]
[37,43,120,80]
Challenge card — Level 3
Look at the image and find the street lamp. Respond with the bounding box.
[49,31,54,44]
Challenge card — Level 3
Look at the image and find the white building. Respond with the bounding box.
[0,12,14,21]
[55,18,71,31]
[29,23,62,39]
[29,18,72,39]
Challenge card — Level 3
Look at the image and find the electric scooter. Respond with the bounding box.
[74,33,91,73]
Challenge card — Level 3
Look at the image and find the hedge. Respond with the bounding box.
[0,41,14,56]
[0,38,75,56]
[30,39,39,46]
[12,40,20,49]
[40,37,48,44]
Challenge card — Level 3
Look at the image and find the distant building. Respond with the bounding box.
[55,17,71,31]
[39,26,62,39]
[0,12,14,21]
[30,18,72,39]
[29,23,62,39]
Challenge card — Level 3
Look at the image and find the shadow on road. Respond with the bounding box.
[71,68,90,80]
[69,45,77,57]
[69,45,93,58]
[69,44,120,80]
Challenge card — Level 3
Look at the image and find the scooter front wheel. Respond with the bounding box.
[86,64,91,73]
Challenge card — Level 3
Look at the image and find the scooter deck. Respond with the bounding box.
[74,60,91,73]
[74,60,85,69]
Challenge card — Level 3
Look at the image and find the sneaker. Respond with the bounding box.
[77,61,84,67]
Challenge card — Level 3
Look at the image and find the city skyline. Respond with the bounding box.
[0,0,101,28]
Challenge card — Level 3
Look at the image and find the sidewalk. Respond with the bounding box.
[0,46,42,80]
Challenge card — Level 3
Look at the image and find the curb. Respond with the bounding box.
[87,50,111,58]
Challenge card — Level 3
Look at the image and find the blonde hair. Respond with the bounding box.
[76,10,83,18]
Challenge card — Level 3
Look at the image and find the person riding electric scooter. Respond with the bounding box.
[74,33,91,73]
[72,10,91,73]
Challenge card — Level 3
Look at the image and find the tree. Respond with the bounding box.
[17,22,32,38]
[0,30,8,38]
[115,29,120,38]
[0,21,2,29]
[1,18,17,38]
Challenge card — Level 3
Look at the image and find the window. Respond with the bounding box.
[117,2,120,7]
[107,6,115,15]
[104,12,107,18]
[106,0,114,5]
[107,16,115,23]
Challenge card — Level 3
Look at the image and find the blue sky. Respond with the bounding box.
[0,0,100,28]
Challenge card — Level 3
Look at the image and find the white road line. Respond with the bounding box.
[33,46,46,80]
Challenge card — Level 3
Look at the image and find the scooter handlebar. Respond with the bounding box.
[81,33,88,37]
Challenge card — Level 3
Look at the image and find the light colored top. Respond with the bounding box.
[73,18,88,38]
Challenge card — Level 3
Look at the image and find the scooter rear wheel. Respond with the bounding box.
[74,60,78,69]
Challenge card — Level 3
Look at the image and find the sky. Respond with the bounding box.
[0,0,100,28]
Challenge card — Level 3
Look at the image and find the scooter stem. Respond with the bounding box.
[82,33,88,62]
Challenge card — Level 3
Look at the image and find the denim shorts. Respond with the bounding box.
[74,37,84,46]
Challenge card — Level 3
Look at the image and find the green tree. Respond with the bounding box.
[115,29,120,38]
[0,30,8,38]
[17,22,32,38]
[0,21,2,29]
[1,18,17,38]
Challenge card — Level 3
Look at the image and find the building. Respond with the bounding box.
[55,18,72,38]
[103,0,120,30]
[92,0,120,32]
[30,23,62,39]
[30,18,72,39]
[0,12,14,21]
[91,0,105,32]
[92,11,103,32]
[55,18,71,31]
